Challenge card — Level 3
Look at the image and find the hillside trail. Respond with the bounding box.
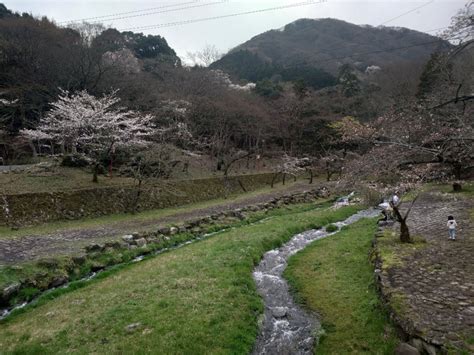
[0,181,321,265]
[387,189,474,352]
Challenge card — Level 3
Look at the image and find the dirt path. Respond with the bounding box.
[0,182,320,265]
[388,190,474,352]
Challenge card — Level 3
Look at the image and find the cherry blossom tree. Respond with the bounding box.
[22,89,153,182]
[271,154,307,187]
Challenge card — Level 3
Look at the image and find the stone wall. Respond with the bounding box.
[0,173,280,226]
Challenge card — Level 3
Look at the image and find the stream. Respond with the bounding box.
[252,208,379,354]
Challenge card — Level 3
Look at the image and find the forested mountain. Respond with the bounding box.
[1,2,471,182]
[0,4,180,133]
[211,18,451,86]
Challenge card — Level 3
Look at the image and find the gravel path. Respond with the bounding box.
[0,182,319,265]
[387,190,474,352]
[0,165,32,172]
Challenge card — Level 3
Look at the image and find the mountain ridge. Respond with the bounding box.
[211,18,451,84]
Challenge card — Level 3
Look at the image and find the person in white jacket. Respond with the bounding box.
[447,215,457,240]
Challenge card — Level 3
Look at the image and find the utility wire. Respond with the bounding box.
[120,0,327,31]
[378,0,435,26]
[58,1,225,25]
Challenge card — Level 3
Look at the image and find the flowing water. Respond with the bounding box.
[252,208,379,354]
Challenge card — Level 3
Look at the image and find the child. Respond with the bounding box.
[447,216,457,240]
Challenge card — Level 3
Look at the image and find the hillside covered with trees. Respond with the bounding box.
[0,2,472,185]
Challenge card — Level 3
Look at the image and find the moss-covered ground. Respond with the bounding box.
[285,219,399,354]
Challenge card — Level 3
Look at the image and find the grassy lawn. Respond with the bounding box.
[0,165,316,196]
[285,218,399,354]
[0,166,135,195]
[0,178,305,240]
[0,204,360,354]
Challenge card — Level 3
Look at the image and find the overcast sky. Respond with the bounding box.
[4,0,467,61]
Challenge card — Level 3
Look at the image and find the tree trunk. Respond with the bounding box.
[271,172,279,188]
[92,163,100,183]
[282,173,286,185]
[399,218,411,243]
[131,179,143,214]
[308,169,313,184]
[392,205,412,243]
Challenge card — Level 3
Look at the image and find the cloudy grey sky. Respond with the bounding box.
[3,0,467,61]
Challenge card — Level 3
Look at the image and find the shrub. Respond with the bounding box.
[326,224,338,232]
[61,154,91,168]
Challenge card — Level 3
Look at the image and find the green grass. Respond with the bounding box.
[0,205,360,354]
[376,230,427,271]
[0,166,135,195]
[284,218,399,354]
[425,181,474,198]
[0,178,305,240]
[0,201,333,304]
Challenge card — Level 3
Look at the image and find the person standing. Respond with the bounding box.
[391,191,400,207]
[447,215,457,240]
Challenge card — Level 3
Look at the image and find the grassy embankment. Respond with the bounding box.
[0,204,362,354]
[285,218,400,354]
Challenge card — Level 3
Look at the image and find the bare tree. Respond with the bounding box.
[186,44,223,67]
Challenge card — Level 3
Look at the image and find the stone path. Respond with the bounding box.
[386,190,474,353]
[0,182,320,265]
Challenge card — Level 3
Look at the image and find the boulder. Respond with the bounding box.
[394,343,420,355]
[272,307,288,318]
[157,227,170,235]
[409,338,424,352]
[191,227,202,234]
[135,238,147,248]
[49,275,69,288]
[169,227,178,235]
[85,244,104,253]
[132,232,141,240]
[2,282,21,299]
[122,235,134,243]
[422,342,437,355]
[90,261,106,272]
[104,241,123,249]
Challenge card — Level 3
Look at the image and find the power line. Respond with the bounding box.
[120,0,327,31]
[58,1,226,25]
[424,26,448,33]
[379,0,435,26]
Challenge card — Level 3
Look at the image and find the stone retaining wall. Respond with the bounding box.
[0,173,281,226]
